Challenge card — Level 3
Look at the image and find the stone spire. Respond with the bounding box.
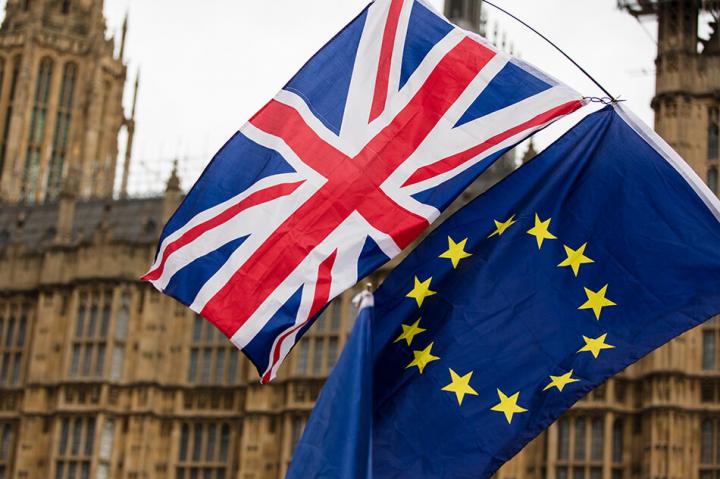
[163,160,182,223]
[120,70,140,198]
[119,10,129,60]
[0,0,128,204]
[521,139,537,165]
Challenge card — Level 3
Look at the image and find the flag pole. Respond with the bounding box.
[481,0,618,103]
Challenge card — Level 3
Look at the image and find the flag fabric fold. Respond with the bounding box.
[142,0,584,382]
[287,104,720,478]
[286,291,374,479]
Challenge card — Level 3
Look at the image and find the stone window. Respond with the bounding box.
[0,55,20,179]
[294,339,309,376]
[55,417,95,479]
[0,422,15,478]
[702,325,718,370]
[709,107,719,162]
[290,416,306,453]
[0,301,30,386]
[700,417,720,478]
[177,422,231,479]
[22,56,53,202]
[708,167,718,196]
[447,0,464,18]
[187,316,239,385]
[46,62,77,200]
[69,290,113,378]
[293,298,344,377]
[555,416,604,479]
[109,292,130,381]
[612,419,625,478]
[95,419,114,479]
[557,417,569,460]
[327,337,339,370]
[312,338,324,375]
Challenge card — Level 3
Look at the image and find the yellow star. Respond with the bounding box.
[405,342,440,374]
[487,215,517,238]
[393,318,426,346]
[543,370,580,392]
[557,243,594,276]
[578,284,616,320]
[441,369,479,405]
[491,389,528,424]
[406,276,436,308]
[526,213,557,249]
[578,333,615,359]
[439,236,472,268]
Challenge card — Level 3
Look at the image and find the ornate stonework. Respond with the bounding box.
[0,0,136,204]
[1,1,718,479]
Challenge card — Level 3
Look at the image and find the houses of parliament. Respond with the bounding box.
[0,0,718,478]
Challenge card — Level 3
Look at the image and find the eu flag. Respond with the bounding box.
[287,104,720,478]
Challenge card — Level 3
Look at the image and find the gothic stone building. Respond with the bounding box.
[0,1,718,479]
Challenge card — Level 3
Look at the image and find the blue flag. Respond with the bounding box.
[287,104,720,478]
[287,291,374,479]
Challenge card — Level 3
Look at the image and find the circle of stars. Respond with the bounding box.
[392,210,621,425]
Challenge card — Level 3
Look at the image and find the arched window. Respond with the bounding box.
[708,167,718,196]
[46,62,77,200]
[0,56,20,183]
[22,0,30,12]
[61,0,71,14]
[22,56,53,203]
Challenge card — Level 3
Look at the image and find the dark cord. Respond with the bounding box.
[481,0,618,102]
[583,96,624,105]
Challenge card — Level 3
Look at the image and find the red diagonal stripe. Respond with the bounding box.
[202,38,493,336]
[142,180,305,282]
[401,99,584,187]
[260,249,337,384]
[356,187,428,249]
[369,0,405,123]
[250,100,349,177]
[361,37,496,186]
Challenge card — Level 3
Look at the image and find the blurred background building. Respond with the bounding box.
[0,0,717,478]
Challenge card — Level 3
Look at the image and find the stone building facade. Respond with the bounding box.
[0,0,136,204]
[0,1,718,479]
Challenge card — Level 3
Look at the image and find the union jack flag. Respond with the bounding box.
[144,0,585,383]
